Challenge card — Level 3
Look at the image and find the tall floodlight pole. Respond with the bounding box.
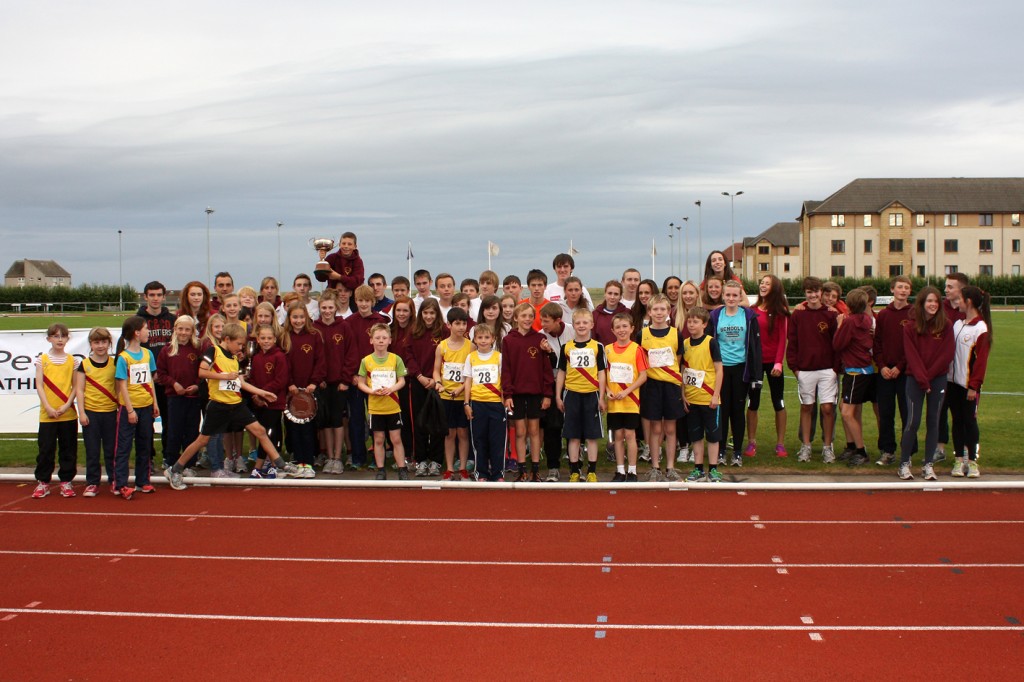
[695,200,704,271]
[667,224,674,276]
[677,218,688,280]
[205,207,215,284]
[118,229,124,312]
[277,221,284,283]
[721,191,744,268]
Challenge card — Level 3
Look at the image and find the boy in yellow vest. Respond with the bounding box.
[682,307,724,483]
[357,323,409,480]
[433,307,473,479]
[32,324,80,498]
[604,313,648,482]
[555,309,607,482]
[463,323,505,482]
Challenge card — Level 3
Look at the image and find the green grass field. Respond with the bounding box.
[2,311,1020,474]
[0,312,132,332]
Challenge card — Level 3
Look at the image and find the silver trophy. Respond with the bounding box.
[311,237,335,282]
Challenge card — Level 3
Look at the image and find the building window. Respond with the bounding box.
[889,264,904,276]
[888,239,904,253]
[758,262,770,272]
[916,214,925,227]
[863,265,873,277]
[945,265,958,275]
[831,240,846,254]
[783,263,790,273]
[944,239,958,253]
[863,239,872,254]
[783,247,791,255]
[758,245,770,255]
[917,239,926,253]
[979,239,993,253]
[1013,213,1021,226]
[17,277,25,286]
[1014,265,1021,276]
[1014,239,1021,254]
[917,265,926,277]
[979,265,994,276]
[863,215,872,227]
[888,213,903,227]
[831,266,846,277]
[979,214,993,226]
[831,214,846,227]
[943,214,958,226]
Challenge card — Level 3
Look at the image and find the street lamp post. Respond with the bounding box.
[117,229,123,312]
[277,221,284,284]
[677,218,688,280]
[205,207,215,284]
[721,191,744,269]
[695,200,703,267]
[667,224,675,276]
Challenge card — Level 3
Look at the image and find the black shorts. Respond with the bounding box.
[686,404,721,443]
[510,394,543,421]
[201,401,257,436]
[443,399,469,429]
[561,391,603,440]
[607,412,640,432]
[841,373,876,405]
[370,412,403,432]
[640,379,685,421]
[318,384,348,428]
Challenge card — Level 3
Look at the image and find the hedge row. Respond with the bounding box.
[742,275,1024,298]
[0,284,137,304]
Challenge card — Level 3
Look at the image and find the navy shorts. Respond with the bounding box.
[443,399,469,429]
[370,412,403,432]
[201,401,257,436]
[510,394,543,420]
[686,404,721,443]
[841,373,876,405]
[607,412,640,432]
[640,379,685,421]
[561,391,603,440]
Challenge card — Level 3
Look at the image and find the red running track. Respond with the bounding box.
[1,484,1022,680]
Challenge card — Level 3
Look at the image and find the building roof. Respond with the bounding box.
[808,178,1024,215]
[743,222,800,248]
[722,242,744,262]
[4,259,72,279]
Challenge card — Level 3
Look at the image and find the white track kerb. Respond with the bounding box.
[1,473,1023,491]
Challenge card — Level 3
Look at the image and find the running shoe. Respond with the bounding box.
[182,468,197,478]
[625,472,638,483]
[505,457,519,473]
[897,463,913,480]
[83,485,98,497]
[415,461,429,477]
[775,444,788,458]
[638,442,651,462]
[235,456,249,473]
[59,482,76,498]
[31,482,50,499]
[951,460,966,477]
[136,484,156,494]
[459,469,471,480]
[707,468,723,483]
[120,486,134,500]
[676,446,691,464]
[210,469,238,479]
[264,466,278,479]
[315,453,327,468]
[876,452,896,466]
[932,447,946,463]
[585,472,598,483]
[280,462,301,477]
[611,472,626,483]
[528,470,542,483]
[665,468,683,482]
[922,463,937,481]
[443,470,454,481]
[398,468,409,481]
[165,468,186,490]
[821,445,835,464]
[732,454,743,467]
[743,441,757,458]
[247,449,258,463]
[513,469,527,482]
[249,469,265,479]
[375,469,386,480]
[568,472,581,483]
[685,467,705,483]
[110,482,118,495]
[428,461,443,476]
[300,464,316,479]
[967,461,980,478]
[837,447,853,462]
[847,451,869,467]
[545,469,560,482]
[797,444,812,462]
[645,468,666,482]
[196,451,210,469]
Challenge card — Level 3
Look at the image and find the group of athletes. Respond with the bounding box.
[29,231,993,498]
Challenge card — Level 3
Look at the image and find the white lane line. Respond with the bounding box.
[1,550,1022,570]
[1,607,1022,632]
[3,510,1021,525]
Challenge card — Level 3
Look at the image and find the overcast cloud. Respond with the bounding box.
[2,0,1022,292]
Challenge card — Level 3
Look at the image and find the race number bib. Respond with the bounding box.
[683,367,706,388]
[609,362,633,384]
[371,369,397,389]
[472,364,499,385]
[129,363,151,385]
[219,378,241,393]
[568,348,596,369]
[647,346,675,368]
[443,362,463,383]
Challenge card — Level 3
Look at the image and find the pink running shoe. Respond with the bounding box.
[775,443,789,458]
[743,441,757,457]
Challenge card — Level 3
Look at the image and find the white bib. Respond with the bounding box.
[683,367,706,388]
[218,378,241,393]
[443,362,463,383]
[472,364,499,385]
[609,362,633,384]
[129,363,150,386]
[568,347,596,369]
[371,369,397,389]
[647,346,675,368]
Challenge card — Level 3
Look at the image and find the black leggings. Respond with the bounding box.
[899,375,946,465]
[719,365,749,450]
[747,363,784,412]
[947,383,980,461]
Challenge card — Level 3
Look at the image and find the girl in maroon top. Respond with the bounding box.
[833,289,876,466]
[406,298,447,474]
[178,280,212,338]
[594,280,627,346]
[314,291,349,474]
[746,274,790,458]
[157,316,203,470]
[248,324,290,476]
[898,286,955,481]
[280,302,326,473]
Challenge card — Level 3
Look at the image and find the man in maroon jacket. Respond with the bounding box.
[936,272,969,460]
[342,285,389,467]
[873,276,913,465]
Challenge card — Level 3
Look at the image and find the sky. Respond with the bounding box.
[2,0,1023,293]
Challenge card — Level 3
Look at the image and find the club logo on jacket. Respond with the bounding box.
[332,334,344,345]
[188,353,196,362]
[265,362,274,374]
[817,322,829,333]
[302,344,312,354]
[527,346,539,358]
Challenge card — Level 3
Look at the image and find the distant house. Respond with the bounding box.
[4,260,72,288]
[742,222,801,279]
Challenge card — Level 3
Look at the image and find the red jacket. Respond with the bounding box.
[873,303,912,372]
[501,328,555,398]
[786,306,837,372]
[405,329,448,380]
[283,329,326,388]
[156,344,202,397]
[903,318,955,390]
[314,317,349,384]
[248,346,290,409]
[342,312,389,382]
[833,313,874,369]
[325,248,365,291]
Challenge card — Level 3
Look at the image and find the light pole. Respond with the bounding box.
[667,224,675,276]
[721,191,744,269]
[205,207,215,284]
[677,218,689,280]
[277,221,284,284]
[117,229,123,312]
[695,200,703,267]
